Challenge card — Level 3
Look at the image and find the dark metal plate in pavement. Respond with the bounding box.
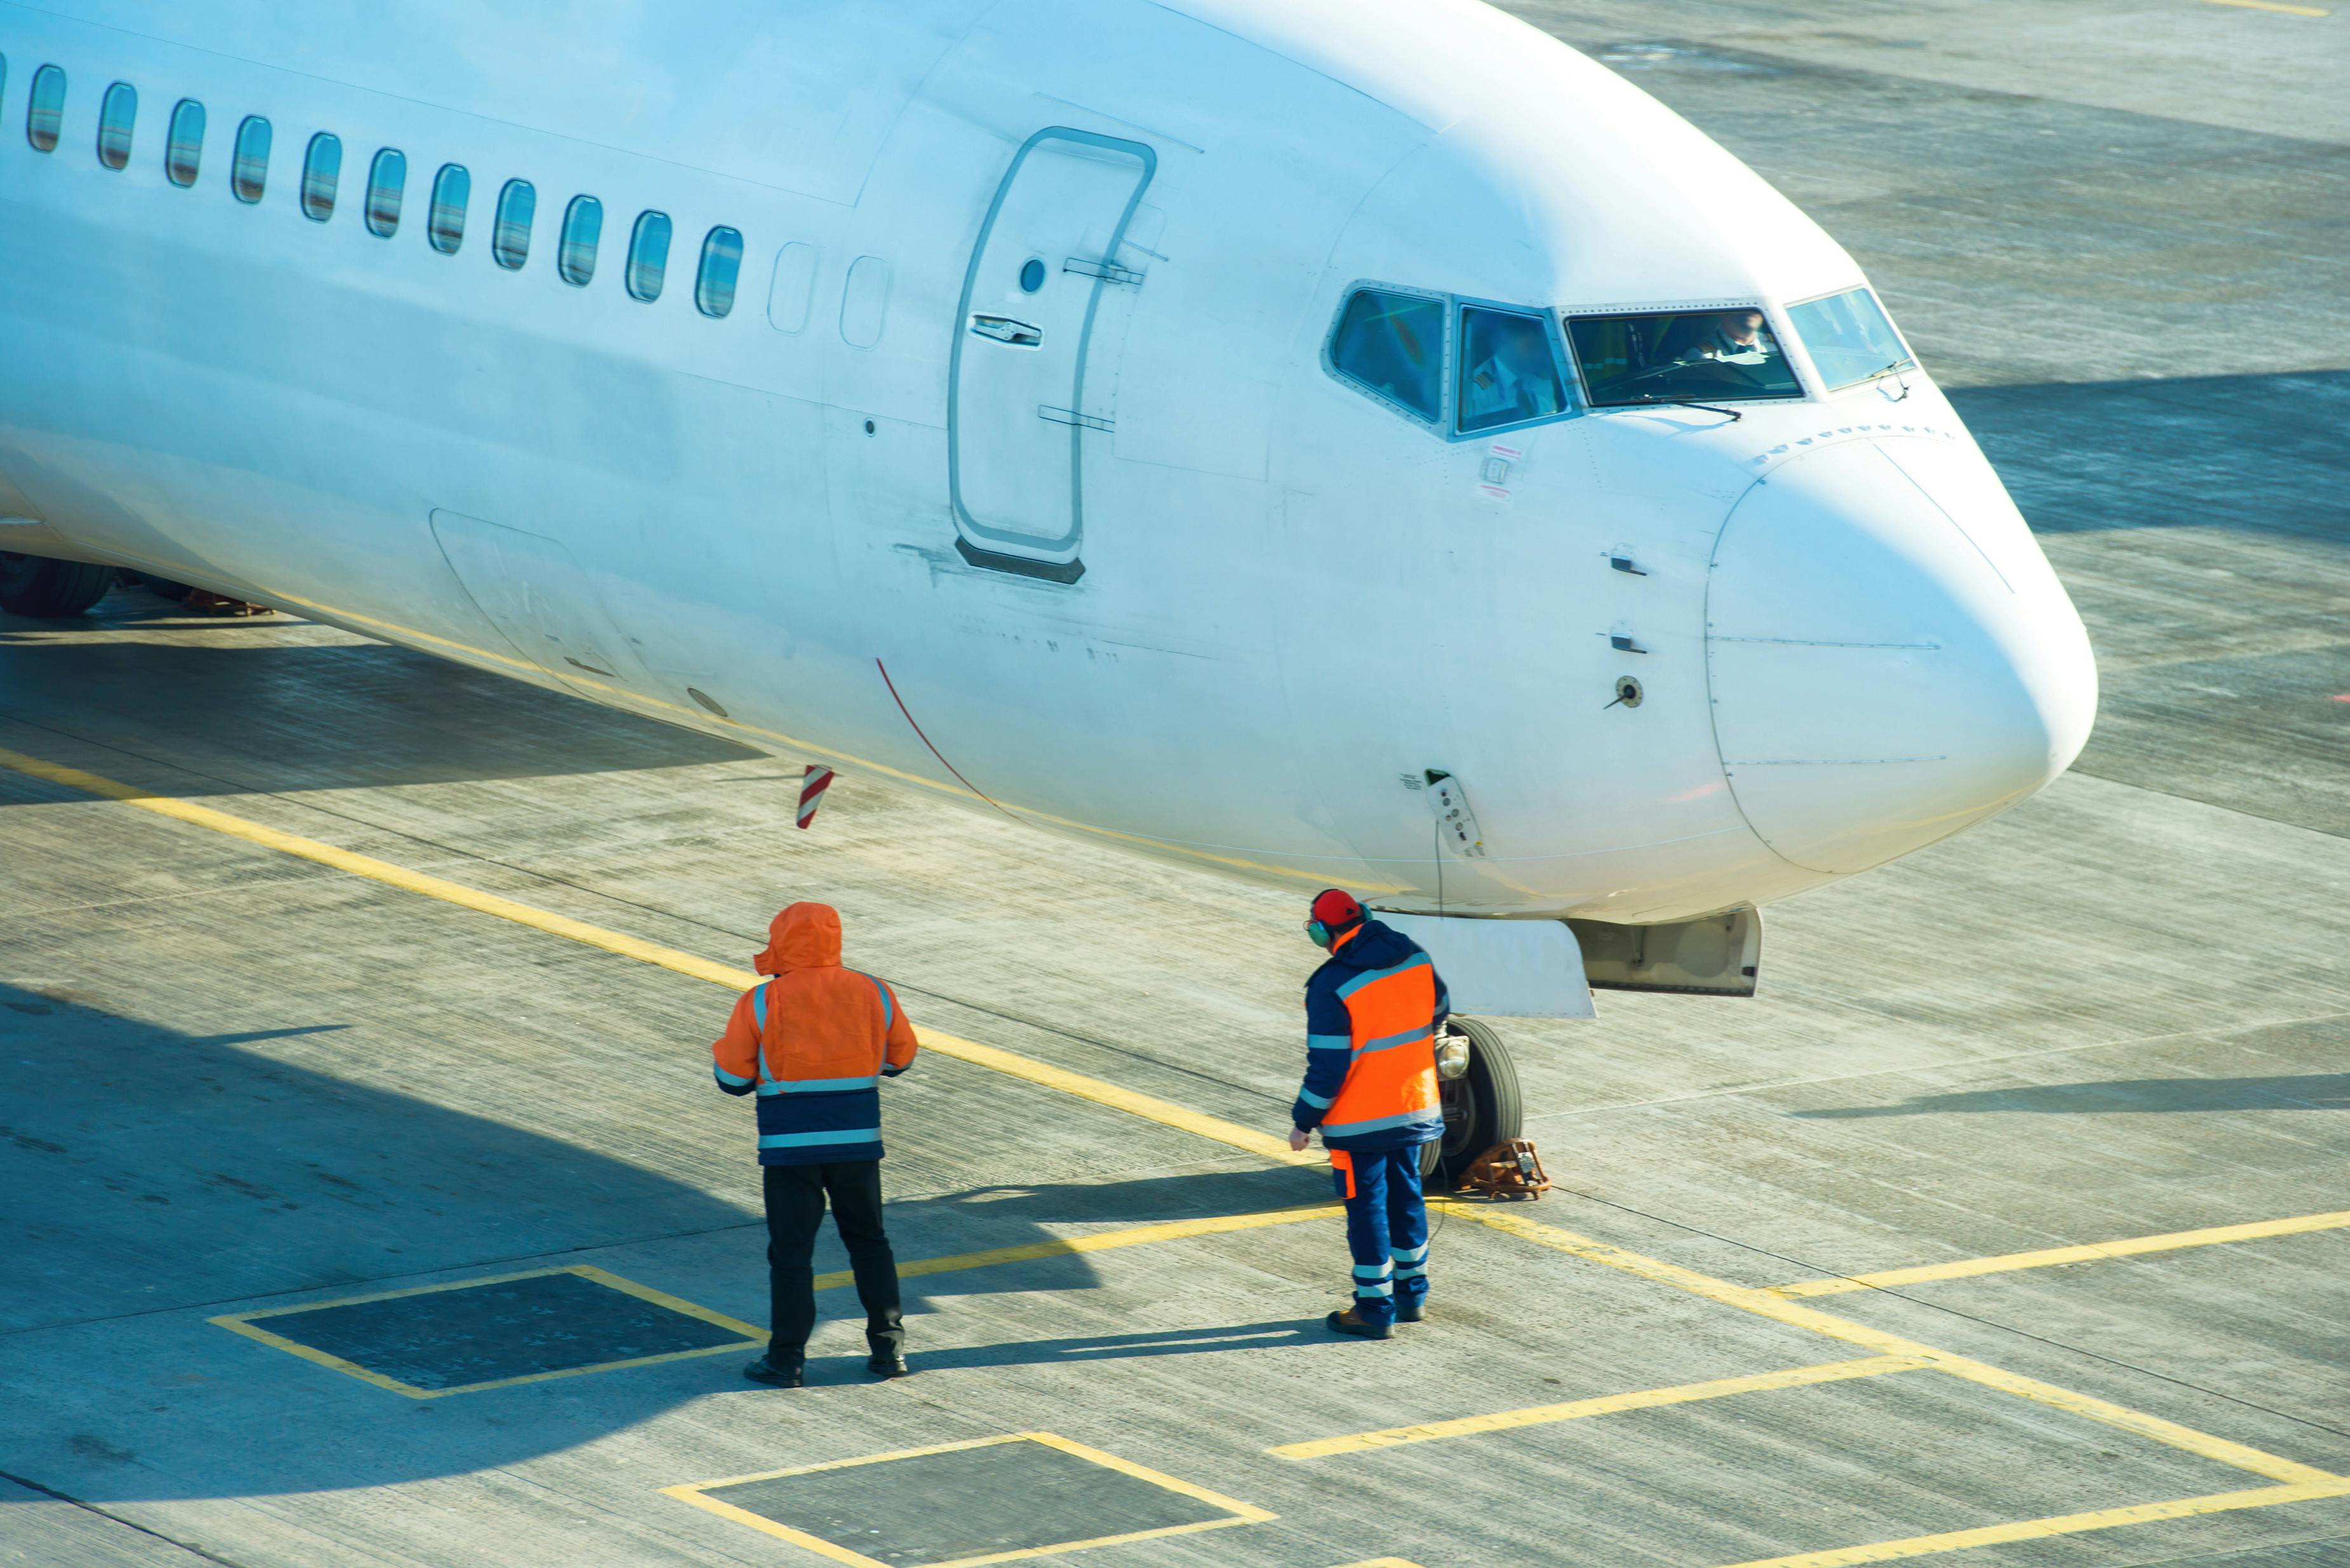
[211,1265,762,1396]
[668,1432,1272,1567]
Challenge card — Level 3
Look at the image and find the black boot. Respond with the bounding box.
[744,1353,804,1388]
[868,1329,909,1379]
[1395,1297,1426,1323]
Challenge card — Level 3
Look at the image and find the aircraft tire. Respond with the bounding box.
[1432,1017,1524,1185]
[0,553,116,617]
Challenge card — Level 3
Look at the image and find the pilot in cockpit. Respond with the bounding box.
[1687,308,1775,366]
[1460,314,1565,428]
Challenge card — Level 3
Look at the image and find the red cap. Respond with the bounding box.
[1309,888,1364,930]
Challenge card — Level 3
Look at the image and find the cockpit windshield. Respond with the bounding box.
[1565,307,1802,407]
[1458,306,1569,434]
[1785,287,1914,391]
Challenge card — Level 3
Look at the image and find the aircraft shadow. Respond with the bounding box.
[1791,1074,2350,1119]
[1951,369,2350,542]
[0,631,760,796]
[0,985,1327,1504]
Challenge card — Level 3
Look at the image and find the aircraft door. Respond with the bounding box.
[949,128,1154,582]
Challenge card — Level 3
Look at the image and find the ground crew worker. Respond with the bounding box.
[1286,889,1449,1339]
[712,901,918,1387]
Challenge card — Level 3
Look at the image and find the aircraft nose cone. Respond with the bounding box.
[1705,437,2097,875]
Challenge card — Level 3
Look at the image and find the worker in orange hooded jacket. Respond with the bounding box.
[713,902,918,1386]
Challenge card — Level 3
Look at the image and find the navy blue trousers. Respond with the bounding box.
[1331,1144,1432,1327]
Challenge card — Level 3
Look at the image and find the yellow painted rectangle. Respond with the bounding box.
[209,1264,762,1398]
[662,1431,1273,1568]
[1770,1208,2350,1298]
[1435,1202,2337,1484]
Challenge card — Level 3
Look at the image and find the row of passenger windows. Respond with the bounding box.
[5,56,746,317]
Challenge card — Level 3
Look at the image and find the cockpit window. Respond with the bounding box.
[1566,308,1802,407]
[1787,287,1914,391]
[1329,288,1445,423]
[1458,306,1568,434]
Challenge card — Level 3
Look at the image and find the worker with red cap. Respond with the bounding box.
[1287,888,1449,1338]
[713,902,918,1386]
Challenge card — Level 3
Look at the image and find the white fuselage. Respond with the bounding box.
[0,0,2097,921]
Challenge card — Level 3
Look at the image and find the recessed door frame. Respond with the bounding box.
[946,126,1157,584]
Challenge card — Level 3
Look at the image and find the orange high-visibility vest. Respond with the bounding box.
[1319,944,1442,1143]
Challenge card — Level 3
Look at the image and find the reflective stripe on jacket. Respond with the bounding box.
[1291,917,1448,1153]
[711,902,918,1165]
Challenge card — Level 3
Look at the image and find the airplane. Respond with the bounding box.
[0,0,2096,1167]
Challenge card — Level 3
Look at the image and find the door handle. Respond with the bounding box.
[970,314,1042,347]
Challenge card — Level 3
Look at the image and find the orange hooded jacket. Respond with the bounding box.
[712,902,918,1165]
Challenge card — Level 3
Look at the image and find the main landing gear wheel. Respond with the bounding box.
[0,552,115,617]
[1425,1016,1524,1186]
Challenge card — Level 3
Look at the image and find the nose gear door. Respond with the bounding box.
[948,128,1154,582]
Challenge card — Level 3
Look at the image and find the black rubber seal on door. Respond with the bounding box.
[955,536,1085,584]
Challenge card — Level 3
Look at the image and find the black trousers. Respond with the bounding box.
[762,1160,904,1360]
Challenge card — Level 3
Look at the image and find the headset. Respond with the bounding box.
[1305,889,1362,951]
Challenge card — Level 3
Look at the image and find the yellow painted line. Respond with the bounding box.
[0,744,1314,1166]
[209,1264,762,1398]
[814,1203,1339,1293]
[1271,1355,1928,1459]
[1771,1208,2350,1299]
[1714,1475,2350,1567]
[2199,0,2329,15]
[1436,1202,2339,1485]
[664,1431,1272,1567]
[1327,1562,1428,1567]
[13,745,2341,1513]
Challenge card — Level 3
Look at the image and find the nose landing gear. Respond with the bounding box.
[1425,1016,1524,1185]
[0,552,115,617]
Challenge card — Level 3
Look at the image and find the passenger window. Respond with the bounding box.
[695,225,743,318]
[557,195,601,285]
[1329,288,1444,423]
[492,178,534,269]
[96,81,135,170]
[165,99,205,187]
[427,163,469,253]
[300,132,340,221]
[364,148,404,236]
[26,64,65,153]
[231,115,270,203]
[1457,306,1569,434]
[626,210,671,302]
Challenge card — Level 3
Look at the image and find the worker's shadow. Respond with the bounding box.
[874,1166,1335,1315]
[1792,1075,2350,1119]
[800,1321,1316,1382]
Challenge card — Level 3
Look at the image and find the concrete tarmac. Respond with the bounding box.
[5,3,2349,1565]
